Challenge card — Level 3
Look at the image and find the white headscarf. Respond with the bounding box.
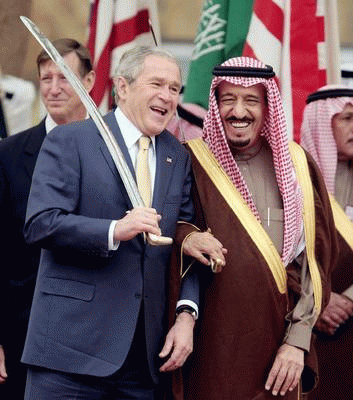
[301,84,353,195]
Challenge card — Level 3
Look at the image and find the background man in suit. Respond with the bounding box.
[0,38,95,399]
[22,46,225,399]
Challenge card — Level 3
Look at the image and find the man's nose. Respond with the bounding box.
[158,85,172,101]
[231,100,247,118]
[49,78,62,94]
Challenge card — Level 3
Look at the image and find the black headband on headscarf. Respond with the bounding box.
[306,88,353,104]
[342,70,353,78]
[212,64,276,79]
[176,104,204,129]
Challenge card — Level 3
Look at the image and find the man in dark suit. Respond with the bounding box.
[22,46,225,399]
[0,38,96,399]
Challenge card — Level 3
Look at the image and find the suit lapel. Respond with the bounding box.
[23,119,46,180]
[101,112,135,173]
[153,132,177,212]
[99,112,135,208]
[98,116,177,214]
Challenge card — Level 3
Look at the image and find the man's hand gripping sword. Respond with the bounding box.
[20,16,172,246]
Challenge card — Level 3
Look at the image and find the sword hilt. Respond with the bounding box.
[147,233,173,246]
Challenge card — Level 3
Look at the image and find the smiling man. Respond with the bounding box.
[0,38,95,400]
[216,81,267,150]
[170,57,338,400]
[39,43,95,125]
[21,46,224,400]
[301,85,353,400]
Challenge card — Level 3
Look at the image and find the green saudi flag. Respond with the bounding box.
[183,0,255,109]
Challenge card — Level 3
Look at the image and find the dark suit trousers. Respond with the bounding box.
[24,307,157,400]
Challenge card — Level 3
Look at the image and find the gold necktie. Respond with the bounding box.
[136,136,152,207]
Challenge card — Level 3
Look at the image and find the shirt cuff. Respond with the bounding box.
[176,300,199,320]
[108,220,120,251]
[284,320,312,352]
[342,285,353,302]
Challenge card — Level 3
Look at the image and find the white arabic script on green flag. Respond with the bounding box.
[183,0,254,109]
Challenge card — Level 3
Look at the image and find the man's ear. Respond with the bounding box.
[113,76,129,101]
[84,70,96,93]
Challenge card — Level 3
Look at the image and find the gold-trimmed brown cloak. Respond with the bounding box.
[166,142,337,400]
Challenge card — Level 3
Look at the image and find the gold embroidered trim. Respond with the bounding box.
[289,142,322,316]
[329,194,353,251]
[180,230,200,279]
[188,138,287,294]
[177,221,200,278]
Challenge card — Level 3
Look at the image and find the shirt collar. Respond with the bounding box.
[45,113,90,134]
[45,113,58,134]
[114,106,156,151]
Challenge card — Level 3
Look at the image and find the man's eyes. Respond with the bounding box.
[170,86,180,94]
[150,82,180,94]
[41,76,67,82]
[220,99,234,105]
[340,114,353,122]
[220,98,259,105]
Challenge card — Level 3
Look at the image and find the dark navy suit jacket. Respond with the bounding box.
[0,120,46,349]
[0,120,46,398]
[22,112,198,382]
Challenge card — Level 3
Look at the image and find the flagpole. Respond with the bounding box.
[148,19,158,47]
[325,0,341,84]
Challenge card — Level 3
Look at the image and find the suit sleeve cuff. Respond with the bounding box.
[108,220,120,251]
[176,300,199,320]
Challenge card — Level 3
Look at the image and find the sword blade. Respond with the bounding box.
[20,16,172,246]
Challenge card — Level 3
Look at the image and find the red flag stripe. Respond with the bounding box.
[242,0,340,143]
[253,0,284,42]
[88,6,151,107]
[87,1,99,62]
[317,16,325,44]
[290,0,325,142]
[89,42,112,106]
[242,43,256,60]
[111,9,150,47]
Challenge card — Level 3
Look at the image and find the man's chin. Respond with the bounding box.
[148,120,171,136]
[46,105,65,115]
[46,108,69,125]
[229,139,251,149]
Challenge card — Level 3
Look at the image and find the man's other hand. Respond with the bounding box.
[0,346,7,384]
[182,230,227,273]
[159,312,195,372]
[265,343,304,396]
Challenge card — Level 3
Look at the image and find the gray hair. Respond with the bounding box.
[115,46,180,83]
[114,46,181,103]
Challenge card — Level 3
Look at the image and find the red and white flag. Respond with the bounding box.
[87,0,161,113]
[243,0,341,142]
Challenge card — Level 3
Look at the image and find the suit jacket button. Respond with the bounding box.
[134,293,142,299]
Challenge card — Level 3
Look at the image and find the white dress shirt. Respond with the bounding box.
[104,108,198,316]
[108,107,156,250]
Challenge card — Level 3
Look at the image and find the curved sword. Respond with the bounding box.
[20,15,172,246]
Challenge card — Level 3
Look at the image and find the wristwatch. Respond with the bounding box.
[176,305,197,320]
